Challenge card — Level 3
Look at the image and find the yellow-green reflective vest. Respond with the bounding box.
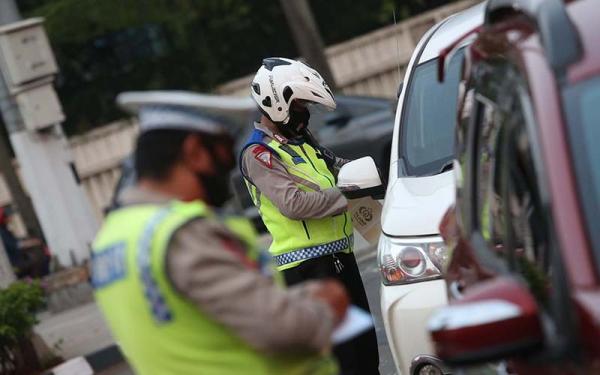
[92,199,338,375]
[241,130,353,271]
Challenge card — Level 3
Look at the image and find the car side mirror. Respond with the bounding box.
[428,277,543,366]
[337,156,385,199]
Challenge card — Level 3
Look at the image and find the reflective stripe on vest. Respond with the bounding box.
[274,235,354,267]
[93,200,337,375]
[240,129,353,271]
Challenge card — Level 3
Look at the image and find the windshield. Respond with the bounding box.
[400,52,463,175]
[564,75,600,269]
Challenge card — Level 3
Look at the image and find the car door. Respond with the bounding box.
[455,59,580,371]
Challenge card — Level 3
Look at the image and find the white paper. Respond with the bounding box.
[50,357,94,375]
[331,305,374,344]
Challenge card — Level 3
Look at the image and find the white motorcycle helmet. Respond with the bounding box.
[250,57,336,125]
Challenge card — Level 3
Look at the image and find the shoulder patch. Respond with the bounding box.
[252,145,273,169]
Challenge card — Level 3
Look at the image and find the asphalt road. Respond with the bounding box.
[356,248,397,375]
[101,248,397,375]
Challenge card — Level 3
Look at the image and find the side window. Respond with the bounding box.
[501,98,552,305]
[471,83,553,307]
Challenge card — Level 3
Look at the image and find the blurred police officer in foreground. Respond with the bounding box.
[240,58,380,375]
[91,91,349,375]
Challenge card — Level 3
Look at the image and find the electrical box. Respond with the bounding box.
[0,18,58,89]
[15,82,64,130]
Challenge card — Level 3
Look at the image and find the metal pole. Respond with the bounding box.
[0,0,99,267]
[0,0,44,240]
[279,0,338,91]
[0,0,23,283]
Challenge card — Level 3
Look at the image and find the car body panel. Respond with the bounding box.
[418,2,486,64]
[438,0,600,372]
[566,0,600,84]
[519,35,597,288]
[381,171,455,237]
[380,279,448,375]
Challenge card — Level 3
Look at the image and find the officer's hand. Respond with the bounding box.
[311,279,349,326]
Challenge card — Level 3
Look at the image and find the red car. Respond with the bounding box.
[428,0,600,373]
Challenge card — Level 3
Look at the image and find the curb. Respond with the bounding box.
[45,345,124,375]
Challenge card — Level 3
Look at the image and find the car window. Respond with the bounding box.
[466,61,575,358]
[503,103,553,304]
[564,75,600,272]
[472,86,554,307]
[400,50,463,176]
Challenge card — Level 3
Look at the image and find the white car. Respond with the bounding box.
[380,4,484,375]
[338,3,484,374]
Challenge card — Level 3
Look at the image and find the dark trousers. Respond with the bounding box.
[283,252,380,375]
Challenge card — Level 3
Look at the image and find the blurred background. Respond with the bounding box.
[1,0,476,233]
[15,0,459,135]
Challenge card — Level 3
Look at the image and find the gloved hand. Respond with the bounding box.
[317,146,338,170]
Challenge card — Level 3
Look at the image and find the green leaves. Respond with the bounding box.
[0,280,45,370]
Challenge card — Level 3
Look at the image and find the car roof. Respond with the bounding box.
[566,0,600,84]
[419,1,486,64]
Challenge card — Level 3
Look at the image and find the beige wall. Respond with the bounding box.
[216,0,478,97]
[0,0,479,232]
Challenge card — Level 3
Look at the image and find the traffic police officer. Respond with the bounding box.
[240,59,380,375]
[91,91,349,375]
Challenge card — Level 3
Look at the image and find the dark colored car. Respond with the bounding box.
[230,95,396,230]
[428,0,600,373]
[108,95,395,223]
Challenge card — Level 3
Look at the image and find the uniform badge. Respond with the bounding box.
[252,145,273,169]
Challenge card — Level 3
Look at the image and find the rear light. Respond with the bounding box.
[378,235,448,285]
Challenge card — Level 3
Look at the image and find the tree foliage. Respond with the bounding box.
[15,0,455,135]
[0,280,45,373]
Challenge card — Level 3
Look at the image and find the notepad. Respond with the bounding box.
[331,305,374,344]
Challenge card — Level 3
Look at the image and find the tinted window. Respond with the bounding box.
[400,52,462,175]
[564,75,600,271]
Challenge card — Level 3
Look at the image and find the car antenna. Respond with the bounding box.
[392,7,402,84]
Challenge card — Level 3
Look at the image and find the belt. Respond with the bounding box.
[274,235,354,267]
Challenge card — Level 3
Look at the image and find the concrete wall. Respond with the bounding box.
[0,0,479,234]
[216,0,478,97]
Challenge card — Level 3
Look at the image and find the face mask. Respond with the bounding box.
[197,136,235,208]
[281,107,311,138]
[197,172,232,208]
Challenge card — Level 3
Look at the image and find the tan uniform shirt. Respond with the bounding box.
[241,123,348,220]
[119,187,335,353]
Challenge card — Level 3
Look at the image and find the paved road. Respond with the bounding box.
[356,249,397,375]
[100,249,398,375]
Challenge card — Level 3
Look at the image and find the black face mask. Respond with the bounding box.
[197,172,232,208]
[197,136,235,208]
[280,107,310,138]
